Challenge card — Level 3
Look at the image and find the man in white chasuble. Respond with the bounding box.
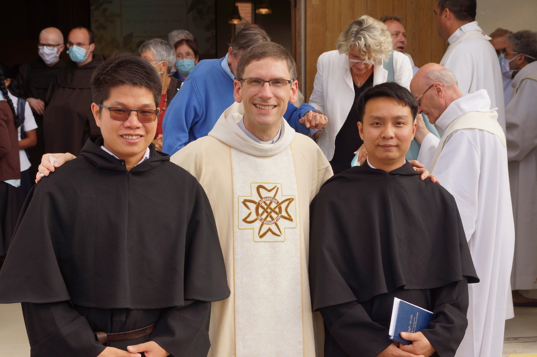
[172,42,333,357]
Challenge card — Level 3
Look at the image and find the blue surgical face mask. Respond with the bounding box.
[498,53,505,66]
[176,59,196,75]
[67,45,89,63]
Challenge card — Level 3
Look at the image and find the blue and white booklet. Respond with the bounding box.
[389,298,434,345]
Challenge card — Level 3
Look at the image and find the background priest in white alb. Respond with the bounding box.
[434,0,506,132]
[410,64,515,357]
[505,30,537,305]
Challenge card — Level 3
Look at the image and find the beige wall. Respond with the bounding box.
[477,0,537,34]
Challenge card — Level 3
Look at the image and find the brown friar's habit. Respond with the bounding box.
[0,137,230,356]
[309,162,479,357]
[43,55,104,156]
[9,57,67,178]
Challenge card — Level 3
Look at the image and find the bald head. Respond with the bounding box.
[38,27,65,66]
[410,63,462,123]
[40,27,64,44]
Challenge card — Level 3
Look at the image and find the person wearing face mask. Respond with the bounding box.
[43,27,104,156]
[503,30,537,308]
[9,27,66,181]
[139,38,180,152]
[490,28,515,106]
[172,39,199,89]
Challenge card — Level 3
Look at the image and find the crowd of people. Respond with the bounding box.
[0,0,536,356]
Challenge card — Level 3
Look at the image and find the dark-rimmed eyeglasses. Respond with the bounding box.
[239,78,293,88]
[416,84,435,105]
[38,44,63,50]
[98,105,159,123]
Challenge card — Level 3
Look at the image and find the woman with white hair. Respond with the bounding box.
[139,39,180,151]
[309,15,413,174]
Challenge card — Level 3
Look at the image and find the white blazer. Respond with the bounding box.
[309,50,413,161]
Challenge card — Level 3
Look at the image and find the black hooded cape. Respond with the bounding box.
[309,162,478,357]
[0,137,229,356]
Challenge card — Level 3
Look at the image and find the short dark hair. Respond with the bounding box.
[73,26,95,44]
[437,0,476,22]
[236,42,297,81]
[230,26,271,57]
[90,53,161,108]
[357,83,418,123]
[378,15,404,25]
[174,39,199,59]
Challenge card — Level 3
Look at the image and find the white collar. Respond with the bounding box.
[366,158,406,170]
[100,146,150,166]
[448,21,481,45]
[237,116,282,144]
[435,90,493,130]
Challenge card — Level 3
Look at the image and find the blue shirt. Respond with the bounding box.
[162,57,314,155]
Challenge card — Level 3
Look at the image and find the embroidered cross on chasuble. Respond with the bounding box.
[231,147,304,356]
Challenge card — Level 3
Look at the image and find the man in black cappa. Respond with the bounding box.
[309,83,478,357]
[0,53,230,357]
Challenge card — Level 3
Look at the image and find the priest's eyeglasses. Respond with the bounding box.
[98,105,159,123]
[416,84,435,105]
[239,78,293,88]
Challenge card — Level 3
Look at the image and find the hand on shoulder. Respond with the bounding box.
[35,152,76,183]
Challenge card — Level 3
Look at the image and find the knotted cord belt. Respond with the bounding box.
[95,324,155,344]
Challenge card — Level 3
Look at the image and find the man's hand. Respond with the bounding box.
[35,153,76,183]
[408,160,439,184]
[299,110,328,129]
[377,343,424,357]
[355,144,368,166]
[97,347,140,356]
[399,332,436,357]
[27,98,45,116]
[414,114,431,145]
[127,341,169,357]
[153,134,163,152]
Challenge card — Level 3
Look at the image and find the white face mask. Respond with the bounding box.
[502,54,519,73]
[38,47,60,65]
[153,61,164,76]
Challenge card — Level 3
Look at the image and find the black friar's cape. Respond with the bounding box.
[0,137,230,308]
[309,162,478,357]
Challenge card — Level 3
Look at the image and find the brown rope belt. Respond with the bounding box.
[95,324,155,345]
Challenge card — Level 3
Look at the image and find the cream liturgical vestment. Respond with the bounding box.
[418,90,515,357]
[171,103,332,357]
[440,21,506,132]
[506,61,537,291]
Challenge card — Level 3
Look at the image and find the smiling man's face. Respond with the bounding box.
[234,57,298,140]
[91,84,157,165]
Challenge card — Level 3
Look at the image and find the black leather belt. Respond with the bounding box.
[95,324,155,344]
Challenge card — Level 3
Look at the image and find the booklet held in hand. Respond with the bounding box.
[389,298,433,345]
